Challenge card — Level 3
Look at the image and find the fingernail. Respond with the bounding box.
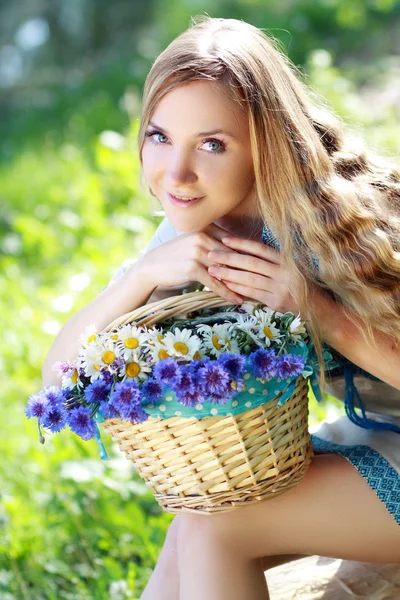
[222,237,231,243]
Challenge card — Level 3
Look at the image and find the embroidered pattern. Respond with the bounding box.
[311,435,400,526]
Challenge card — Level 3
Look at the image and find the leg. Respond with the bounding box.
[140,520,303,598]
[140,516,180,600]
[176,454,400,600]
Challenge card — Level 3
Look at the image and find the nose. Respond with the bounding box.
[164,149,198,187]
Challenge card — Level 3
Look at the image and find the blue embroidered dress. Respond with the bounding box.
[110,218,400,526]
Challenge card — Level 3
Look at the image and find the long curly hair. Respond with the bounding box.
[137,16,400,384]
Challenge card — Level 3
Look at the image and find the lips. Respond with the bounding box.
[167,192,205,208]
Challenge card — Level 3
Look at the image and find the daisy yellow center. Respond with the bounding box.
[94,364,101,371]
[158,349,170,360]
[193,351,201,360]
[212,335,222,350]
[71,370,78,383]
[125,337,139,349]
[87,334,96,343]
[263,326,274,339]
[126,362,140,377]
[157,334,164,342]
[111,334,118,340]
[173,342,189,355]
[102,351,115,364]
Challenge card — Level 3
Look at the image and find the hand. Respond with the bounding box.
[139,224,245,305]
[207,235,299,313]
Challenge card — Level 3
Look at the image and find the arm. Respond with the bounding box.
[42,218,205,387]
[310,286,400,391]
[42,260,157,387]
[206,234,400,391]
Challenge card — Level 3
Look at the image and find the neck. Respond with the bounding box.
[214,214,264,241]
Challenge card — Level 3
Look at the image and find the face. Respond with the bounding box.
[141,79,260,236]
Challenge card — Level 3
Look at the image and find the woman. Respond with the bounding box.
[135,16,400,599]
[43,15,400,600]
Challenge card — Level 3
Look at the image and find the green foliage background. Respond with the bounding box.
[1,1,399,598]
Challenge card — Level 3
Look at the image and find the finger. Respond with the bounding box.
[221,236,281,265]
[200,223,232,243]
[222,279,272,305]
[208,264,274,291]
[208,250,280,279]
[201,271,244,305]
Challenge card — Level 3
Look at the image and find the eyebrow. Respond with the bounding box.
[147,121,238,140]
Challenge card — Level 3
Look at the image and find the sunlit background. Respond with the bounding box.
[1,1,400,598]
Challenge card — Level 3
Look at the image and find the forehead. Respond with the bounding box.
[150,80,249,138]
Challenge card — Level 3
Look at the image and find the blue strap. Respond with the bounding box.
[344,364,400,435]
[95,423,109,460]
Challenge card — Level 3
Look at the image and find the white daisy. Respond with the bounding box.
[234,313,258,334]
[61,368,84,390]
[289,315,307,344]
[163,328,202,360]
[147,338,173,362]
[253,309,283,347]
[239,300,259,315]
[120,351,152,382]
[146,328,165,347]
[79,323,99,347]
[257,306,276,320]
[79,339,121,381]
[114,324,149,360]
[197,323,239,358]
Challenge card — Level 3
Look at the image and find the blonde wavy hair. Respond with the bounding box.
[137,16,400,383]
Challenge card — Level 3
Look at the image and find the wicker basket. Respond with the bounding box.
[100,290,313,515]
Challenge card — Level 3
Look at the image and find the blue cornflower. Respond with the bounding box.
[208,381,236,405]
[198,362,231,397]
[177,388,206,407]
[68,406,97,440]
[43,385,64,407]
[109,381,141,420]
[153,358,181,387]
[84,380,111,404]
[121,405,150,424]
[276,354,305,380]
[99,400,119,420]
[170,367,194,396]
[248,349,277,380]
[101,370,114,386]
[25,391,49,420]
[58,389,72,404]
[188,357,211,374]
[43,405,68,433]
[142,377,164,402]
[218,354,246,380]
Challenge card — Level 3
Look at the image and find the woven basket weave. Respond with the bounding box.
[100,290,313,515]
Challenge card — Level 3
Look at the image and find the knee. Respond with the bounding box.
[175,512,238,554]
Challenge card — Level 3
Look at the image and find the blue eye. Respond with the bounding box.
[145,130,168,144]
[144,130,226,154]
[202,139,225,154]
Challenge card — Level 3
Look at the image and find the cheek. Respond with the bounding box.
[218,158,254,196]
[141,147,161,184]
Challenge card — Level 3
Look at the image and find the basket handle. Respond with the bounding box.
[103,290,235,332]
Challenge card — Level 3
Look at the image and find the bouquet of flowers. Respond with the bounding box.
[26,291,315,513]
[26,301,309,443]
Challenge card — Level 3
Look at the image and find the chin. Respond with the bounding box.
[166,213,213,234]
